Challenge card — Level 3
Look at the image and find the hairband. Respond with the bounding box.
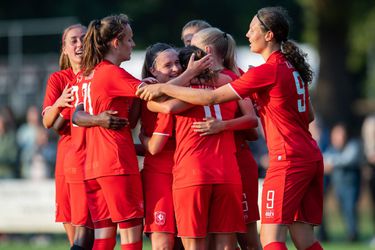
[256,14,270,31]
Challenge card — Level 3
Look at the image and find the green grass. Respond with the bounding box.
[0,191,374,250]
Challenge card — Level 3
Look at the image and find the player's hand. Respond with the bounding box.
[141,77,158,85]
[55,85,73,108]
[186,53,213,75]
[191,117,224,136]
[96,110,129,130]
[136,84,164,101]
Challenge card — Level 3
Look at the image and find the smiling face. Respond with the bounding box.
[245,15,268,54]
[150,49,182,82]
[62,26,86,68]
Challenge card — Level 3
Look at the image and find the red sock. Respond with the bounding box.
[93,237,117,250]
[121,241,142,250]
[264,242,288,250]
[306,241,323,250]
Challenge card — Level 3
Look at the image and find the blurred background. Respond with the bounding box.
[0,0,375,249]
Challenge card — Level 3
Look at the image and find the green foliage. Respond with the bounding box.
[0,0,303,49]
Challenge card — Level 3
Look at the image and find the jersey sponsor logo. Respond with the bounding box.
[265,209,274,218]
[154,211,166,226]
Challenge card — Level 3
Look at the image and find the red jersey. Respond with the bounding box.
[60,76,87,183]
[221,69,253,151]
[82,60,142,179]
[229,51,321,163]
[141,102,175,174]
[173,84,241,189]
[42,68,74,176]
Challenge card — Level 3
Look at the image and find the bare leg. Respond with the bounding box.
[181,237,207,250]
[260,224,287,248]
[237,222,261,250]
[288,222,317,250]
[74,226,94,249]
[214,233,237,250]
[119,224,143,244]
[150,232,175,250]
[63,223,76,246]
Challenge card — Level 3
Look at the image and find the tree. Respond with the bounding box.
[298,0,375,129]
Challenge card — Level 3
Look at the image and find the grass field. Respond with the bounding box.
[0,189,374,250]
[0,235,373,250]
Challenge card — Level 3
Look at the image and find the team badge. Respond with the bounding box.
[154,211,166,225]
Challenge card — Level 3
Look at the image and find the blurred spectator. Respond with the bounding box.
[33,127,56,178]
[362,114,375,247]
[324,122,363,242]
[0,110,18,178]
[310,117,330,241]
[0,105,17,130]
[17,105,41,178]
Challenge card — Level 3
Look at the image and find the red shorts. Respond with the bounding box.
[85,175,144,223]
[55,175,71,223]
[261,160,324,225]
[142,171,176,234]
[68,182,94,228]
[237,147,260,223]
[173,184,246,237]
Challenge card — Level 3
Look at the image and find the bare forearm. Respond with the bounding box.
[161,84,237,106]
[162,84,215,105]
[221,115,257,131]
[42,106,60,128]
[166,68,196,86]
[73,111,98,127]
[52,115,67,132]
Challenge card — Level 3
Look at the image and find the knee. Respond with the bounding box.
[150,233,174,250]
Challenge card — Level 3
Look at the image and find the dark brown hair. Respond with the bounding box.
[59,24,86,70]
[178,45,215,83]
[81,14,130,75]
[141,43,175,78]
[257,7,313,84]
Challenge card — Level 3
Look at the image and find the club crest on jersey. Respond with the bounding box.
[154,211,166,225]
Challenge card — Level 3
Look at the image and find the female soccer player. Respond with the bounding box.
[189,27,261,250]
[42,24,85,246]
[137,6,324,250]
[181,19,211,46]
[139,43,182,250]
[78,14,210,250]
[146,45,246,250]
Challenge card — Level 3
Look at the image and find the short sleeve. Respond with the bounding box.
[106,66,142,97]
[228,64,276,99]
[153,113,173,137]
[42,73,64,115]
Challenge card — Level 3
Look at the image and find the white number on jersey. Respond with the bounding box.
[82,82,94,115]
[71,86,80,108]
[266,190,275,209]
[203,104,223,120]
[292,71,306,113]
